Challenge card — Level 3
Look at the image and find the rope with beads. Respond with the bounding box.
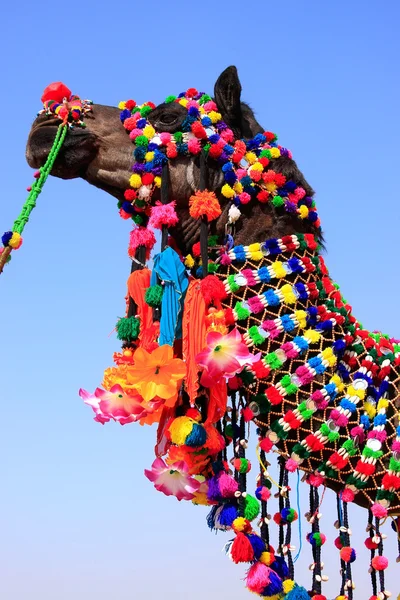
[0,124,67,274]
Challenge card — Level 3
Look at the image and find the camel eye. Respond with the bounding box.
[159,113,178,125]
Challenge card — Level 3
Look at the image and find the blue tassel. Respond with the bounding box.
[247,533,265,560]
[206,505,218,530]
[270,555,289,579]
[260,570,283,596]
[218,504,238,528]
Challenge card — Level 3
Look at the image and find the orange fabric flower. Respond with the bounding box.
[127,345,186,404]
[189,190,221,221]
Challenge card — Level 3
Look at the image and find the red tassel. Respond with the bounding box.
[230,532,255,564]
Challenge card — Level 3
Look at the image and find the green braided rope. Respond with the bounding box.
[0,123,67,274]
[14,124,67,234]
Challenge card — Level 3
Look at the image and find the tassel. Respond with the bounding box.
[182,279,207,405]
[246,562,274,595]
[230,532,254,563]
[126,267,155,350]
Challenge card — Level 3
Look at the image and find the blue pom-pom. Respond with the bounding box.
[201,116,212,127]
[223,144,235,155]
[1,231,12,246]
[120,109,131,122]
[208,134,220,144]
[308,211,319,223]
[218,504,238,527]
[188,106,200,118]
[224,171,237,185]
[185,423,207,447]
[136,118,147,129]
[121,202,135,214]
[284,585,311,599]
[134,147,146,160]
[284,181,297,193]
[247,533,265,560]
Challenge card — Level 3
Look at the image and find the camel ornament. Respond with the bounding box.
[14,66,400,599]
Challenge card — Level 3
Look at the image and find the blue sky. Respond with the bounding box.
[1,1,400,598]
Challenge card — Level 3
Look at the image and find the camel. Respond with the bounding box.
[25,66,399,600]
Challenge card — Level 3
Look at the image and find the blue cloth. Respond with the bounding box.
[151,247,188,346]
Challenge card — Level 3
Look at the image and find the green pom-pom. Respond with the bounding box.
[199,93,211,105]
[271,195,284,208]
[173,131,183,143]
[235,301,251,321]
[145,284,163,307]
[133,214,144,225]
[224,423,234,439]
[116,316,140,342]
[140,105,153,117]
[244,494,260,521]
[208,235,219,247]
[135,135,149,147]
[165,95,176,103]
[207,262,219,274]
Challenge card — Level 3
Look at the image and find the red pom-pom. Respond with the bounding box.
[200,275,227,305]
[364,537,379,550]
[230,532,254,563]
[371,555,388,571]
[166,143,178,158]
[125,99,136,110]
[242,406,254,423]
[192,242,201,257]
[124,189,137,201]
[259,437,274,453]
[334,536,344,550]
[312,596,327,600]
[209,144,223,159]
[340,547,356,563]
[186,87,198,98]
[41,82,72,104]
[141,173,154,186]
[257,190,269,203]
[191,121,207,139]
[252,360,270,379]
[341,487,355,503]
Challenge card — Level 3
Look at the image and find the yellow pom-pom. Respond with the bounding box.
[295,309,307,328]
[9,232,23,249]
[282,580,295,593]
[233,181,243,194]
[271,260,287,279]
[118,101,127,110]
[208,111,222,123]
[331,374,345,392]
[270,147,281,158]
[378,398,389,410]
[221,184,235,199]
[145,151,155,162]
[298,205,309,219]
[321,346,337,366]
[169,416,196,446]
[245,152,257,165]
[304,329,321,344]
[265,181,277,192]
[129,174,142,189]
[281,284,297,305]
[251,162,264,172]
[179,98,189,108]
[198,106,205,114]
[154,176,161,188]
[232,517,249,532]
[185,254,195,268]
[143,125,155,139]
[259,551,274,566]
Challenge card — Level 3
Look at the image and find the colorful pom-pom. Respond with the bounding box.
[189,190,221,221]
[116,316,140,342]
[371,555,389,570]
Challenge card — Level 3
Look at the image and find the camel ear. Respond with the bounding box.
[214,66,242,131]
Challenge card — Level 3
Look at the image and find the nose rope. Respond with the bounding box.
[0,123,68,275]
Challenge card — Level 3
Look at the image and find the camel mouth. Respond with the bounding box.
[26,116,99,177]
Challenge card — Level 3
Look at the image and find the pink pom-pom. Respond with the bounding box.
[259,437,274,453]
[239,192,251,204]
[129,128,143,140]
[149,201,179,230]
[368,430,387,442]
[371,555,388,571]
[220,128,234,142]
[330,409,349,427]
[236,168,247,179]
[371,503,387,519]
[187,138,201,154]
[160,132,172,145]
[308,473,324,487]
[341,488,355,503]
[294,186,306,199]
[392,440,400,451]
[218,472,238,498]
[128,226,156,257]
[220,253,232,266]
[204,101,217,112]
[285,458,298,472]
[245,562,272,594]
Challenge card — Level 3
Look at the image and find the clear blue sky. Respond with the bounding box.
[1,1,400,598]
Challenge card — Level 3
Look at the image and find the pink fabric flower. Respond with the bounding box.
[79,384,158,425]
[144,458,200,501]
[196,328,260,386]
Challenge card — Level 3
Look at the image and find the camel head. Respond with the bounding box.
[26,67,319,256]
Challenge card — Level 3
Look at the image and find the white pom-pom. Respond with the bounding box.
[228,205,241,223]
[138,185,151,200]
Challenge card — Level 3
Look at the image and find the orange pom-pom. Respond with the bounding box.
[189,190,222,221]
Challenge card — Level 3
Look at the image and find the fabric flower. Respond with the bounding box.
[79,384,154,425]
[126,345,186,404]
[144,457,200,501]
[196,328,261,386]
